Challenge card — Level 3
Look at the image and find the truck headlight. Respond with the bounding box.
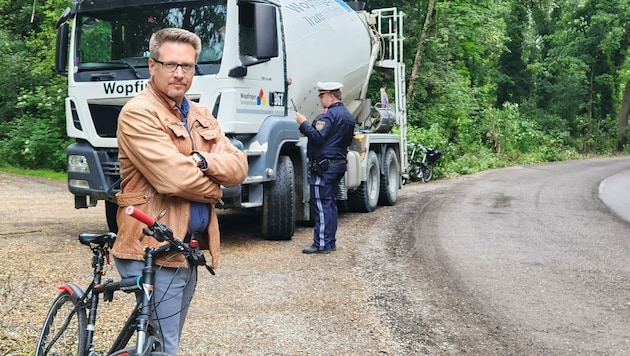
[68,155,90,173]
[69,179,90,188]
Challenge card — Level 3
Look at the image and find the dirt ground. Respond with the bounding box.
[0,172,436,355]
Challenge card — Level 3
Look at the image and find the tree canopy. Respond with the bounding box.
[0,0,628,176]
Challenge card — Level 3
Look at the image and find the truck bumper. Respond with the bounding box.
[67,141,120,208]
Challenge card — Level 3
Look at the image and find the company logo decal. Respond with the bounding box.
[103,81,148,96]
[240,89,267,106]
[257,88,267,105]
[285,0,352,26]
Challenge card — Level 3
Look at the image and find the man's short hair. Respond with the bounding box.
[149,28,202,60]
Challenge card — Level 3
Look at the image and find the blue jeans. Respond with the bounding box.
[114,257,197,354]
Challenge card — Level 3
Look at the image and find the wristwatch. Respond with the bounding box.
[192,152,207,170]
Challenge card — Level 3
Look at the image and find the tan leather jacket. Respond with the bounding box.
[112,80,248,268]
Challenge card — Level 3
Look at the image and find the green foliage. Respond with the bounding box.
[445,146,508,176]
[0,166,67,181]
[0,30,34,124]
[0,0,627,180]
[0,0,70,172]
[0,83,70,171]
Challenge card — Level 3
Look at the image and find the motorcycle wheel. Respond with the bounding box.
[421,164,433,182]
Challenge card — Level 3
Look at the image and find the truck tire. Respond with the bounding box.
[378,148,399,206]
[105,200,119,233]
[348,150,380,212]
[261,155,295,240]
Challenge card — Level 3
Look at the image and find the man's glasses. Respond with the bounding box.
[318,92,329,98]
[152,58,195,74]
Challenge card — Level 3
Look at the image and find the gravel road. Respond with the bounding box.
[0,172,441,355]
[4,158,628,356]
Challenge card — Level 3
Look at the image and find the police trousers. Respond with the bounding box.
[309,163,346,250]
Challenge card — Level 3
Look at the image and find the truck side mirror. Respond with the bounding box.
[228,66,248,78]
[253,3,278,60]
[55,22,69,75]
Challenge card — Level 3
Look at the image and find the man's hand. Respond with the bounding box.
[210,137,229,154]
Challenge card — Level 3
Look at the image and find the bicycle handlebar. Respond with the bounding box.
[125,205,215,275]
[125,206,155,226]
[125,205,173,242]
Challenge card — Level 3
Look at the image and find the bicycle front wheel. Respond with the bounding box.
[35,290,87,356]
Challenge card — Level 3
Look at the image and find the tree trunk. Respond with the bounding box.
[406,0,437,104]
[617,80,630,151]
[585,68,593,154]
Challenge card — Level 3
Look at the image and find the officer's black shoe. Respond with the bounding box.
[302,246,332,254]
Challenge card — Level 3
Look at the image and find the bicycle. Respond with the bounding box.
[406,143,441,183]
[35,206,215,356]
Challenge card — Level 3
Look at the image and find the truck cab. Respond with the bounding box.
[55,0,407,239]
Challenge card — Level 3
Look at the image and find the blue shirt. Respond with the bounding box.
[178,98,210,233]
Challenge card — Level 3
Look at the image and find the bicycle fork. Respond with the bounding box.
[133,249,154,355]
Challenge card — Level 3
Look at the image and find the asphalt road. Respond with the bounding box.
[373,156,630,355]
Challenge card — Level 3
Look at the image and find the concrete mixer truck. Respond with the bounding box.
[54,0,408,240]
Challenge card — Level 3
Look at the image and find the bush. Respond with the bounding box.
[0,84,68,171]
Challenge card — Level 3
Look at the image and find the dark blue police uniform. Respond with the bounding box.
[299,101,355,252]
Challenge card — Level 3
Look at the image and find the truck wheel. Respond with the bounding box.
[262,155,295,240]
[105,200,118,233]
[348,150,380,212]
[378,148,399,206]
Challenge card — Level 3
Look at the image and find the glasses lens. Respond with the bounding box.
[180,64,195,73]
[155,59,194,73]
[163,63,177,71]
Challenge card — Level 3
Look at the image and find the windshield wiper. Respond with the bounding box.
[103,61,142,79]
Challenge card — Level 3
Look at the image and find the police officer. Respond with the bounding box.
[296,82,355,254]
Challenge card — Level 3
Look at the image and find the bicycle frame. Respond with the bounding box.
[37,206,214,356]
[59,232,169,355]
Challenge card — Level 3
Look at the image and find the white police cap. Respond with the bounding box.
[317,82,344,91]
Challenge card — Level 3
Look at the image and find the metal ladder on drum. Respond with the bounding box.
[371,7,409,180]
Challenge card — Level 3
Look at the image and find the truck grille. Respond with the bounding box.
[88,104,122,138]
[102,160,120,176]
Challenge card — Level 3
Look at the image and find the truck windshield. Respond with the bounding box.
[75,1,227,72]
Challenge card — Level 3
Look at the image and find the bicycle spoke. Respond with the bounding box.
[36,291,86,356]
[44,308,78,353]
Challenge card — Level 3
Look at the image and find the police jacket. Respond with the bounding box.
[113,80,248,268]
[299,102,355,162]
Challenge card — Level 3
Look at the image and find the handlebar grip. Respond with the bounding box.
[118,276,142,292]
[125,206,155,226]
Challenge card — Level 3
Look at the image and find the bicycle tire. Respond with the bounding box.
[421,164,434,182]
[110,333,169,356]
[110,349,172,356]
[109,308,167,356]
[35,290,87,356]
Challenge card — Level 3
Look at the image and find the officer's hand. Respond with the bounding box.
[296,112,307,125]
